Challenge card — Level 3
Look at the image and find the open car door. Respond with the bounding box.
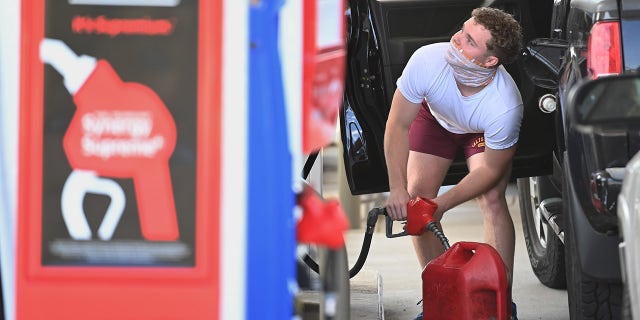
[341,0,557,194]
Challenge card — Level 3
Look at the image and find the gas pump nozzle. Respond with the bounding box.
[380,197,450,249]
[382,197,436,237]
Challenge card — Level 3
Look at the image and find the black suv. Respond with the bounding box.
[341,0,640,318]
[516,0,640,318]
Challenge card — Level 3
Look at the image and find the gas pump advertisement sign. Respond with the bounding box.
[19,1,221,269]
[18,1,222,318]
[41,1,196,267]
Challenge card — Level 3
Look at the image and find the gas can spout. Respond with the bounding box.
[426,221,450,250]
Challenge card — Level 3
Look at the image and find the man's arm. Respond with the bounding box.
[384,89,422,220]
[433,145,516,217]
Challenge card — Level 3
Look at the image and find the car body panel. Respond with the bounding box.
[569,73,640,317]
[565,153,622,279]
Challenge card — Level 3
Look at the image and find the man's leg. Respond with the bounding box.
[467,153,515,283]
[407,151,453,269]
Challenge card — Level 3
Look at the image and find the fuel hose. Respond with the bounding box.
[301,151,383,278]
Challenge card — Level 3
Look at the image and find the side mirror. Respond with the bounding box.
[567,74,640,132]
[521,38,569,89]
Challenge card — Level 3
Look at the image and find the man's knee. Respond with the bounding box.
[476,186,508,212]
[407,185,438,200]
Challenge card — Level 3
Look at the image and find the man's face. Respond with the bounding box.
[451,17,497,67]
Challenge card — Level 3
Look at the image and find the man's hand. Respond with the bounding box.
[386,188,411,220]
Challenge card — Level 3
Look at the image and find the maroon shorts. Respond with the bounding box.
[409,102,485,160]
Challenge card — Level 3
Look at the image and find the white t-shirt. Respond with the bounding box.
[396,42,523,150]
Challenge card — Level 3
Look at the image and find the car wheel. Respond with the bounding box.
[564,180,622,319]
[517,176,566,289]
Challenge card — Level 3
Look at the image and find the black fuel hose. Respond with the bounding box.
[301,207,451,278]
[302,207,384,278]
[300,152,385,278]
[302,151,319,181]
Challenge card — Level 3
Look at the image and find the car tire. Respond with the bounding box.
[564,179,622,319]
[517,176,566,289]
[623,283,632,320]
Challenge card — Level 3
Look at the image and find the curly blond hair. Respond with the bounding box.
[472,7,523,65]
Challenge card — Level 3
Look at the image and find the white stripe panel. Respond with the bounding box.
[0,0,20,319]
[221,1,249,320]
[279,0,303,194]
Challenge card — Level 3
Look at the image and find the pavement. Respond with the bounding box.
[300,145,571,319]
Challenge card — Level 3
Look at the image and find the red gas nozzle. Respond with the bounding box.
[406,197,438,236]
[297,185,350,249]
[41,39,179,241]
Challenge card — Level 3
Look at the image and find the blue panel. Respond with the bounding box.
[247,0,295,319]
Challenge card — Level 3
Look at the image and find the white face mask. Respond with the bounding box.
[445,40,496,87]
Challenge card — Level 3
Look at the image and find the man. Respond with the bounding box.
[383,7,523,319]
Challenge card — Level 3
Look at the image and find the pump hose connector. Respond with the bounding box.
[426,221,450,250]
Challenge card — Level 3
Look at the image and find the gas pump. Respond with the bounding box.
[12,2,231,319]
[278,0,350,318]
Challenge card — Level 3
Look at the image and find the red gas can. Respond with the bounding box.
[422,241,511,320]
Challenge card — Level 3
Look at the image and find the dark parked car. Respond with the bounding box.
[516,0,640,318]
[340,0,640,318]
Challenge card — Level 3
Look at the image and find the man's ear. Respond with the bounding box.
[483,55,499,68]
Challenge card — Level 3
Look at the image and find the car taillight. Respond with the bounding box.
[587,21,622,79]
